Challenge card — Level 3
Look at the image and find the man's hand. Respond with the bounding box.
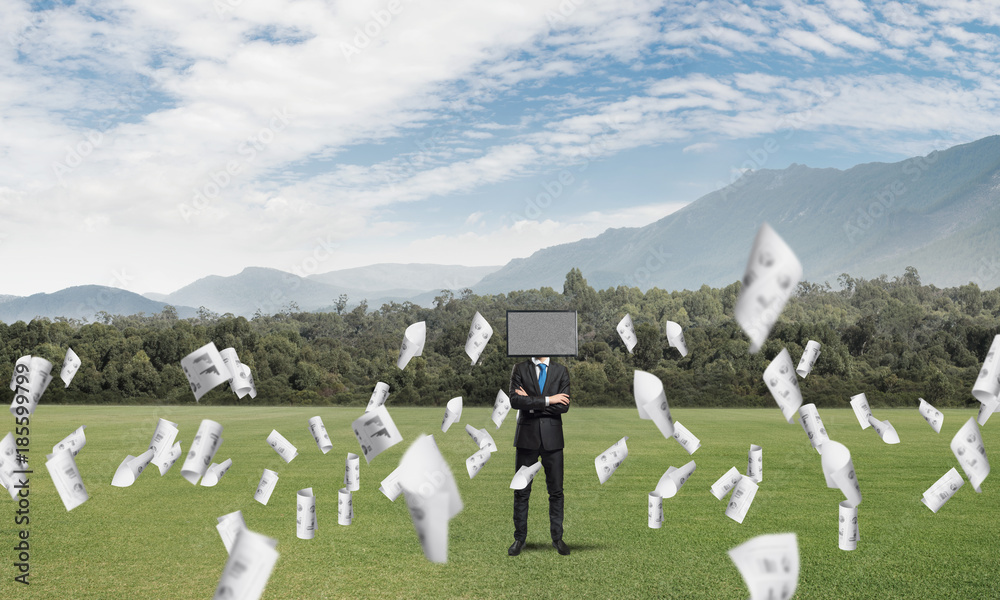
[548,393,570,406]
[514,386,528,397]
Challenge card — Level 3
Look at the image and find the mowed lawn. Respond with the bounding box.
[6,405,1000,599]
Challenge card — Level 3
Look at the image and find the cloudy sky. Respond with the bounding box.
[2,0,999,296]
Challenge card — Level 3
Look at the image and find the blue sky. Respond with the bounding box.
[2,0,999,296]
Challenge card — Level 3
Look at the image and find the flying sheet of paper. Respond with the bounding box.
[838,501,859,551]
[648,492,663,529]
[219,347,257,399]
[975,337,1000,424]
[796,340,821,378]
[465,424,497,453]
[60,347,82,387]
[379,464,404,501]
[1,432,28,500]
[266,429,298,464]
[466,448,492,479]
[746,445,763,483]
[338,487,354,526]
[366,381,390,412]
[655,460,697,499]
[798,403,829,454]
[972,334,1000,407]
[8,355,30,391]
[157,442,182,476]
[297,487,317,539]
[344,452,360,491]
[664,321,687,357]
[212,528,278,600]
[710,467,742,501]
[254,469,279,505]
[728,532,799,600]
[671,421,701,455]
[148,418,179,473]
[951,417,989,493]
[181,342,231,402]
[9,355,54,417]
[850,393,873,430]
[1,432,25,499]
[181,419,223,485]
[977,397,1000,426]
[111,449,155,487]
[307,416,332,454]
[510,461,542,490]
[491,389,511,429]
[762,348,803,423]
[725,475,759,524]
[617,314,637,354]
[821,440,861,507]
[633,370,674,438]
[45,449,88,511]
[920,467,964,513]
[397,434,463,563]
[397,321,426,369]
[216,510,246,554]
[352,405,403,463]
[29,355,54,407]
[52,425,87,456]
[201,458,233,487]
[441,397,463,433]
[734,223,803,353]
[596,436,629,484]
[465,311,494,365]
[867,415,900,444]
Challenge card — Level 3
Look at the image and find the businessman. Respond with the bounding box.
[508,356,571,556]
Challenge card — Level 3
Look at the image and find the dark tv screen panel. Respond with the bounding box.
[506,311,578,357]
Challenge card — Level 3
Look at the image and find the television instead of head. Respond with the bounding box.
[506,310,578,357]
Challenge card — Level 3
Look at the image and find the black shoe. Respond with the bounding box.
[552,539,570,555]
[508,540,525,556]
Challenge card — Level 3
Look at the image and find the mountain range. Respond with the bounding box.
[0,286,198,323]
[0,265,499,323]
[3,136,998,323]
[474,135,1000,293]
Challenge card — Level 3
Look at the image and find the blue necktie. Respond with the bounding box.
[537,363,547,394]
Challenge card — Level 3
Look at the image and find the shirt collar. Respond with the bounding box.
[532,357,549,367]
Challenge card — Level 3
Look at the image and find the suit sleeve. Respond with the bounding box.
[509,363,547,411]
[539,365,570,416]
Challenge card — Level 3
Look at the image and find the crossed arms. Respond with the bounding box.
[509,363,570,416]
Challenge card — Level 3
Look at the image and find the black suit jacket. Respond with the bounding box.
[509,360,570,450]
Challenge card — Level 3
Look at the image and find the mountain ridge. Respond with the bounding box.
[474,135,1000,293]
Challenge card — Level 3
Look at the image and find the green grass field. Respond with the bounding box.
[4,405,999,599]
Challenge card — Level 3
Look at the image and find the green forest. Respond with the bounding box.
[2,267,997,410]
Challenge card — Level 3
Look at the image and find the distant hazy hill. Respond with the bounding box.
[0,295,19,304]
[310,263,500,293]
[158,264,503,317]
[162,267,345,316]
[0,286,197,323]
[475,136,1000,293]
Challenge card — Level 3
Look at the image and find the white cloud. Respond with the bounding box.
[464,211,485,227]
[3,0,1000,298]
[683,141,718,153]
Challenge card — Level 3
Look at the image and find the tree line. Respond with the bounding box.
[1,267,997,410]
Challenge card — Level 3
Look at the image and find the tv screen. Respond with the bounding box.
[506,310,578,357]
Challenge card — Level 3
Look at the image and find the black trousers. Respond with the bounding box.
[513,446,564,542]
